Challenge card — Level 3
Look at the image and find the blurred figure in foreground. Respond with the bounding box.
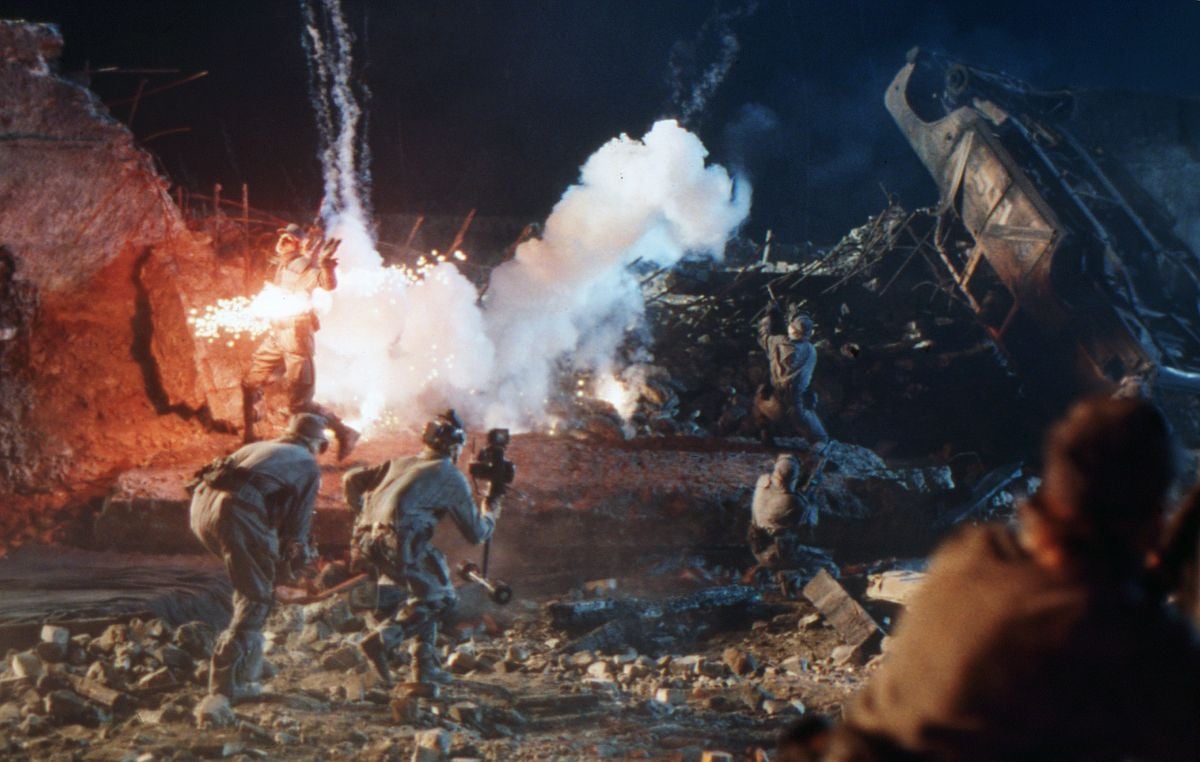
[829,395,1200,761]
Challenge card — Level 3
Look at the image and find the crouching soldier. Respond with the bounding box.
[345,410,508,686]
[188,413,326,701]
[749,453,820,570]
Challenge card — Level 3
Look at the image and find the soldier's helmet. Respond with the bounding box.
[277,223,305,241]
[422,409,466,454]
[285,413,330,453]
[787,313,814,341]
[774,453,802,488]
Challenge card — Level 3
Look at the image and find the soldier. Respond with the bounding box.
[188,413,326,702]
[828,396,1200,761]
[345,410,509,686]
[748,453,820,568]
[757,300,828,443]
[242,223,359,460]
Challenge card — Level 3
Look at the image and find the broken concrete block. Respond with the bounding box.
[722,647,757,677]
[40,625,70,648]
[193,694,234,729]
[802,569,882,650]
[10,651,42,679]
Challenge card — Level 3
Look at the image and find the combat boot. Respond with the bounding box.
[334,422,361,461]
[410,642,452,686]
[358,630,393,686]
[208,662,263,704]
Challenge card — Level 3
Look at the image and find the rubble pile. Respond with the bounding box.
[0,578,883,760]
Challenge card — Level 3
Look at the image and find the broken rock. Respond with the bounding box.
[10,651,42,679]
[193,694,235,729]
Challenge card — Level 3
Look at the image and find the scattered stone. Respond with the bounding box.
[568,651,595,669]
[779,656,809,675]
[449,702,481,726]
[701,752,734,762]
[583,578,618,596]
[95,624,130,653]
[153,645,193,672]
[762,699,795,716]
[586,661,612,679]
[413,728,451,761]
[319,644,363,671]
[40,625,70,648]
[654,687,687,706]
[390,696,419,724]
[799,613,822,630]
[446,651,477,674]
[722,647,757,676]
[669,655,702,675]
[135,667,176,691]
[44,690,101,726]
[194,694,235,729]
[19,713,47,736]
[0,701,21,724]
[173,622,216,660]
[10,651,43,680]
[831,644,866,667]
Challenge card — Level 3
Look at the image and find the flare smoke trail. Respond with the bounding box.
[302,2,750,432]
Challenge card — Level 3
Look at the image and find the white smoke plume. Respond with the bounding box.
[301,2,750,432]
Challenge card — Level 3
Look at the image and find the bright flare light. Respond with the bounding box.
[188,282,324,341]
[594,374,639,420]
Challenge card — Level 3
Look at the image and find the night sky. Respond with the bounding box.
[6,0,1200,244]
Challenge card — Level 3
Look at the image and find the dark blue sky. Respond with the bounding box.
[6,0,1200,244]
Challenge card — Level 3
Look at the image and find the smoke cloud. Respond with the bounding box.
[302,1,749,432]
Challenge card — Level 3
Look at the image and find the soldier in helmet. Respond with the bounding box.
[188,413,327,702]
[345,410,510,686]
[749,453,820,568]
[242,223,360,460]
[758,300,828,443]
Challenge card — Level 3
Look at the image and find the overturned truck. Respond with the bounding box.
[886,49,1200,411]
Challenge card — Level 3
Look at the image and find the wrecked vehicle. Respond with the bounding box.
[886,48,1200,408]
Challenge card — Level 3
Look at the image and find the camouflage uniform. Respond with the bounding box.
[189,437,320,698]
[345,451,501,682]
